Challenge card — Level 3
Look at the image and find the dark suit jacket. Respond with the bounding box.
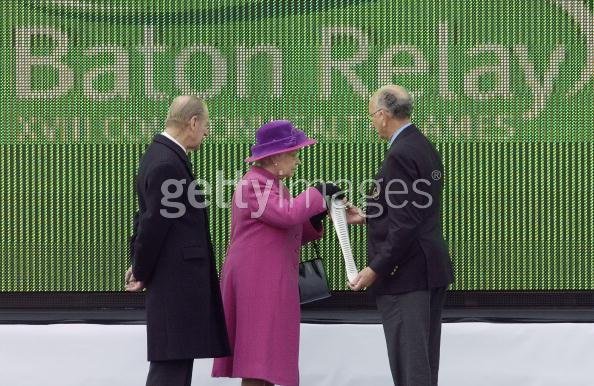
[130,134,230,361]
[366,125,454,295]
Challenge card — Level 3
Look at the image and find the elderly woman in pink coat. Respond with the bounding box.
[212,120,340,386]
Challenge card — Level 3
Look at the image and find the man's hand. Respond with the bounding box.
[124,266,145,292]
[345,203,366,225]
[125,280,145,292]
[348,266,378,291]
[124,266,133,284]
[327,199,365,225]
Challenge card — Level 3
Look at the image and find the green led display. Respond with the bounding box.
[1,0,593,291]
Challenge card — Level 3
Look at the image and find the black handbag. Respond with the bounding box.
[298,242,331,304]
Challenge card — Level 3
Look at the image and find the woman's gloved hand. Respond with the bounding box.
[310,182,345,230]
[314,182,345,200]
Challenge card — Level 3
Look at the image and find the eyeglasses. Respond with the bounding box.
[368,109,383,120]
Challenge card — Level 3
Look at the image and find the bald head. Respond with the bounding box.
[166,95,207,129]
[372,85,413,119]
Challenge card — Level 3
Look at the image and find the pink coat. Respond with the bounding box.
[212,166,326,386]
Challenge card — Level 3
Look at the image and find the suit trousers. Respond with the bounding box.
[146,359,194,386]
[376,287,447,386]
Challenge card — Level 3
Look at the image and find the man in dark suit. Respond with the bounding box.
[348,85,454,386]
[125,95,230,386]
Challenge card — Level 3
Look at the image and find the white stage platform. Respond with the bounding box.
[1,322,592,386]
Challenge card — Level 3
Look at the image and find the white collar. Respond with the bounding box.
[160,131,187,153]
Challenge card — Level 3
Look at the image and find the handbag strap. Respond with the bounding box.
[311,241,322,259]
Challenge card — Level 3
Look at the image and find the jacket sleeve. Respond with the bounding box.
[301,219,324,245]
[368,151,426,277]
[132,162,183,282]
[128,210,139,265]
[242,178,327,229]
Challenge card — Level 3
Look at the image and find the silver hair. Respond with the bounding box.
[165,95,207,128]
[376,87,413,119]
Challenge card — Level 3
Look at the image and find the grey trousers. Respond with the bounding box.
[146,359,194,386]
[376,287,447,386]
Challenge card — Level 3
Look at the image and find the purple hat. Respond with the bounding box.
[245,120,316,162]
